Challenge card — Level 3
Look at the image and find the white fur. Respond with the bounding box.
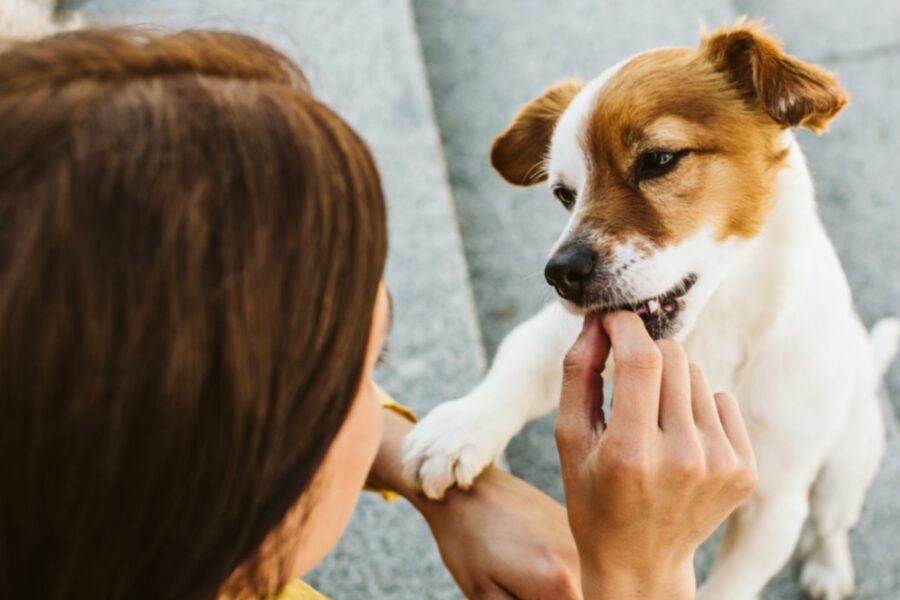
[548,62,620,190]
[403,57,899,599]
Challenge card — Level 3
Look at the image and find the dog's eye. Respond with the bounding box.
[634,150,688,183]
[552,184,577,210]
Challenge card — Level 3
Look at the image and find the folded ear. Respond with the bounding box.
[702,20,848,132]
[490,79,584,186]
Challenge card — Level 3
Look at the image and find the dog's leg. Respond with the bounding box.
[697,484,809,600]
[800,394,884,600]
[702,392,883,600]
[697,404,835,600]
[402,302,580,499]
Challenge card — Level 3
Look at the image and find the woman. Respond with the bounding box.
[0,29,755,599]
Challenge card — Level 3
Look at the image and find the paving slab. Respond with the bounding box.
[64,1,485,597]
[734,0,900,63]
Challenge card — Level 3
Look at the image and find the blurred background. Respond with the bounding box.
[40,0,900,597]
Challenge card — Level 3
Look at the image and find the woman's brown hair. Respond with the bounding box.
[0,29,387,599]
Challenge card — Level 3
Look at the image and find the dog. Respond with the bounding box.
[403,21,900,600]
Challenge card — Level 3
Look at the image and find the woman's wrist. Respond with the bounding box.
[366,407,419,497]
[580,555,695,600]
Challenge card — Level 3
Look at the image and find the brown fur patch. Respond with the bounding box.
[490,79,584,186]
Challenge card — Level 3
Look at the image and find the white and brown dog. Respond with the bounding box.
[403,21,900,600]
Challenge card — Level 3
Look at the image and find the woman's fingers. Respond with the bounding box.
[556,313,611,459]
[557,314,756,593]
[601,312,662,438]
[656,340,692,432]
[714,391,755,465]
[689,363,720,432]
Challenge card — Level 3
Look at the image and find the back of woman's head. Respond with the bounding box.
[0,29,387,599]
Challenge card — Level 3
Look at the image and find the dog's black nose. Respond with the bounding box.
[545,244,596,303]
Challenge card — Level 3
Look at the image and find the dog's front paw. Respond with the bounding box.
[402,398,511,500]
[800,553,854,600]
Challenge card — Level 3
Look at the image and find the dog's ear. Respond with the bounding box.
[702,20,848,132]
[490,79,584,186]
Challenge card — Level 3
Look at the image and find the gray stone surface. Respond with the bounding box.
[66,1,484,598]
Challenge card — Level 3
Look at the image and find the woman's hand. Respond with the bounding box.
[419,467,581,600]
[556,312,757,600]
[371,407,581,599]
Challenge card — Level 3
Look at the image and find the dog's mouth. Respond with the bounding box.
[597,274,698,338]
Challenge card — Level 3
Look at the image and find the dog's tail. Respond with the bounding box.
[871,317,900,381]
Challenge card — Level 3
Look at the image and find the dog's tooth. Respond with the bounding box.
[647,299,660,315]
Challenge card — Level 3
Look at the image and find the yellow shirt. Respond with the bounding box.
[271,384,415,600]
[271,580,330,600]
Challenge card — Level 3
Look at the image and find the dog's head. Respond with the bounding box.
[490,22,847,339]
